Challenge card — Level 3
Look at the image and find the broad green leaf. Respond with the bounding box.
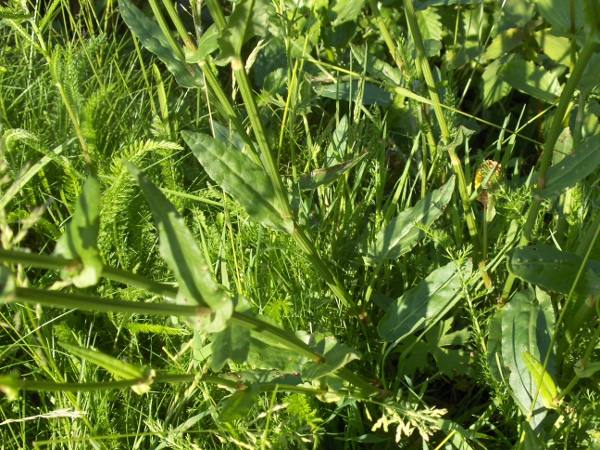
[246,337,307,373]
[125,162,233,332]
[522,351,558,409]
[487,307,508,384]
[118,0,202,88]
[182,131,294,233]
[351,46,403,86]
[532,0,584,36]
[313,81,392,106]
[584,0,600,43]
[416,8,443,41]
[326,114,349,166]
[185,24,220,63]
[413,0,482,10]
[574,359,600,378]
[299,332,361,380]
[299,152,369,190]
[363,176,455,264]
[498,60,562,103]
[483,29,525,61]
[0,265,15,301]
[537,133,600,198]
[508,245,600,295]
[378,259,472,342]
[59,342,155,395]
[501,288,555,431]
[0,371,19,401]
[330,0,366,26]
[216,0,270,64]
[54,176,102,288]
[211,297,252,371]
[218,383,259,422]
[481,58,512,107]
[534,30,571,67]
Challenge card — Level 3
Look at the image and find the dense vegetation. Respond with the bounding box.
[1,0,600,448]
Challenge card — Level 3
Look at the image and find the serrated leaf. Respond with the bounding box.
[483,28,525,61]
[218,383,259,422]
[216,0,270,64]
[182,131,294,233]
[59,342,155,395]
[53,176,102,288]
[498,60,562,103]
[508,245,600,295]
[118,0,202,88]
[522,351,558,410]
[313,81,392,106]
[532,0,584,36]
[125,162,233,332]
[416,8,443,41]
[537,133,600,198]
[534,30,571,67]
[299,152,369,190]
[378,259,472,342]
[299,332,361,380]
[501,288,555,431]
[211,297,252,371]
[481,58,512,107]
[185,24,220,63]
[330,0,366,25]
[351,46,403,86]
[363,176,455,264]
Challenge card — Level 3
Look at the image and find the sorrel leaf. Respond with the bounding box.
[182,131,294,233]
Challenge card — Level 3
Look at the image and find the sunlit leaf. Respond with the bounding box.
[125,162,233,332]
[483,28,525,61]
[498,60,562,103]
[300,332,361,380]
[0,371,19,401]
[532,0,584,36]
[330,0,366,25]
[299,152,370,190]
[378,259,472,342]
[182,131,294,233]
[211,297,252,371]
[534,30,571,67]
[59,342,155,395]
[481,58,512,107]
[53,176,102,288]
[508,245,600,295]
[185,24,220,63]
[363,176,455,264]
[522,351,558,410]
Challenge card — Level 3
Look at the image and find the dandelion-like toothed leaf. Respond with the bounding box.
[500,288,555,431]
[182,131,294,233]
[125,162,233,333]
[118,0,202,88]
[362,176,455,264]
[299,332,361,380]
[53,176,103,288]
[59,342,155,395]
[508,245,600,296]
[378,259,472,342]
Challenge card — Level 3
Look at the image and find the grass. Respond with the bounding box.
[1,0,600,448]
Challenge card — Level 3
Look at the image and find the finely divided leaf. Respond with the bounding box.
[125,162,233,332]
[363,176,455,264]
[182,131,294,233]
[119,0,202,88]
[508,245,600,295]
[378,259,471,342]
[54,176,102,288]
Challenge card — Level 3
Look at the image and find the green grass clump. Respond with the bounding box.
[1,0,600,448]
